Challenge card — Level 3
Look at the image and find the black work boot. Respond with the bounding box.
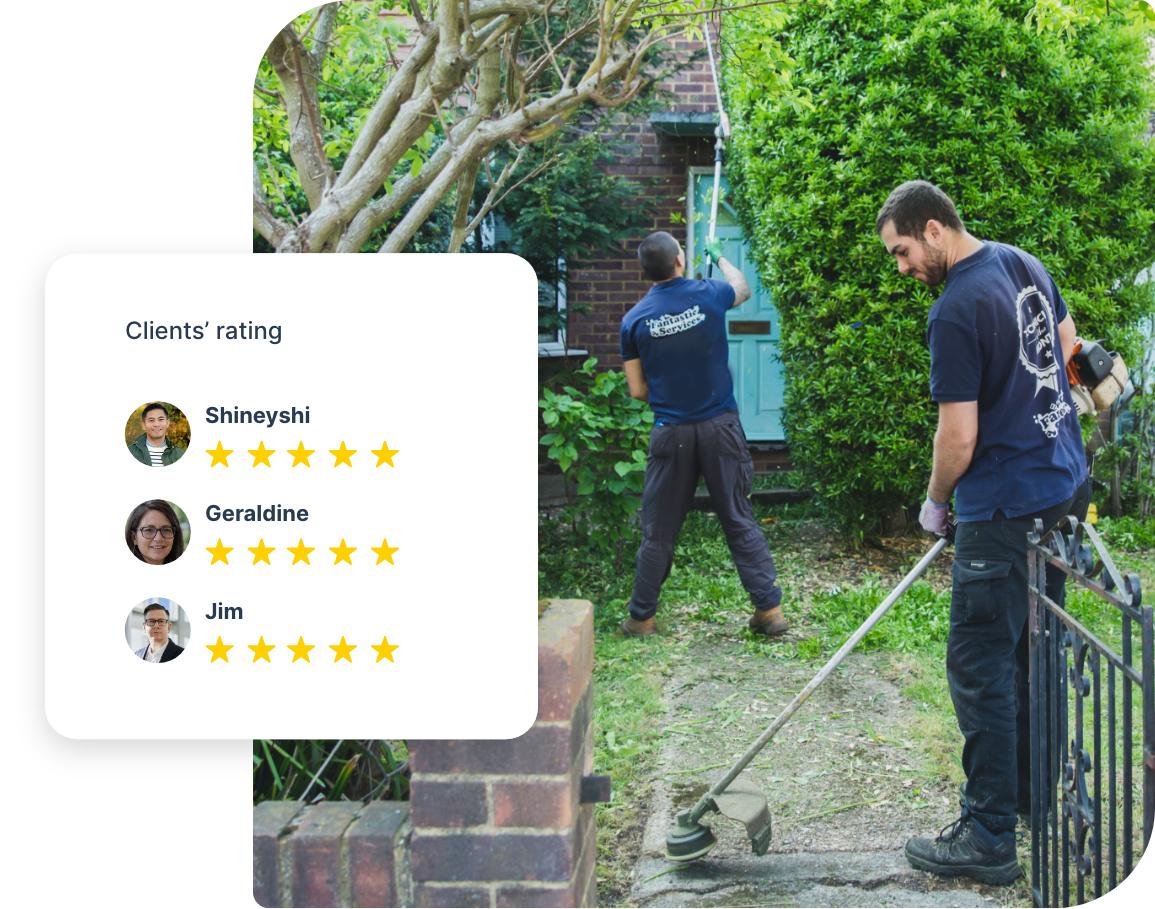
[905,813,1021,885]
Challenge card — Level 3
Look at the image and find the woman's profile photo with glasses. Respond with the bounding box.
[126,598,189,663]
[125,499,189,565]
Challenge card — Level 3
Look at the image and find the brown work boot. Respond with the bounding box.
[619,616,657,637]
[749,606,788,637]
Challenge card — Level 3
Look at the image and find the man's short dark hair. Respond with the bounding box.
[143,602,170,618]
[876,180,964,238]
[141,402,168,421]
[638,231,681,282]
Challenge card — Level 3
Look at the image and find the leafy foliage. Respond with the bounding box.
[1098,513,1155,550]
[493,131,654,337]
[808,578,952,654]
[725,0,1155,536]
[253,739,409,803]
[540,357,654,558]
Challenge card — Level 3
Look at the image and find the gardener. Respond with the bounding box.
[878,180,1089,884]
[618,230,787,638]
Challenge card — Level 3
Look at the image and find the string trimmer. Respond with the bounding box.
[666,531,953,862]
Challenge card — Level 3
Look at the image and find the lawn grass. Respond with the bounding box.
[540,501,1154,905]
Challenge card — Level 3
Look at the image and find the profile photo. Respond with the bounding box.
[125,401,190,466]
[126,599,189,664]
[125,499,190,565]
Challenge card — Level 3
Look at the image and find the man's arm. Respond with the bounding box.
[623,358,648,401]
[927,400,979,504]
[716,256,751,307]
[1057,313,1077,367]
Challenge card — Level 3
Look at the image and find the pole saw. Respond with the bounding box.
[703,12,729,279]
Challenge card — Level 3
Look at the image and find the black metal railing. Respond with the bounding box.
[1028,517,1153,907]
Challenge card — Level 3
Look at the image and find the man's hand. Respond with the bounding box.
[919,497,950,536]
[705,238,723,263]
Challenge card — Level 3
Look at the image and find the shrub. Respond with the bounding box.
[539,358,654,558]
[725,0,1155,536]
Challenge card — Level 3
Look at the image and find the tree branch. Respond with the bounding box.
[253,162,290,248]
[462,145,532,236]
[635,0,794,23]
[335,44,504,252]
[447,159,482,252]
[336,26,439,189]
[265,26,336,210]
[447,44,501,251]
[310,3,341,69]
[380,35,643,252]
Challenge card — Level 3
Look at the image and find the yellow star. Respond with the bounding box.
[206,441,233,467]
[288,636,315,663]
[249,441,275,467]
[207,539,233,565]
[330,441,356,467]
[371,441,400,467]
[371,537,400,565]
[248,538,276,565]
[330,636,356,663]
[288,441,314,467]
[287,538,315,565]
[248,636,275,663]
[330,539,357,565]
[206,636,233,663]
[371,635,399,663]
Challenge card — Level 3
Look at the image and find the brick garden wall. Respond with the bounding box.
[253,599,601,908]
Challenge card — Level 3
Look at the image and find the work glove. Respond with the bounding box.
[705,238,723,264]
[919,497,950,536]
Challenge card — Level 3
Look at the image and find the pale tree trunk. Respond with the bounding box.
[265,27,336,212]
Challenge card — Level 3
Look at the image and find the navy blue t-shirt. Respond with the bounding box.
[928,242,1087,521]
[620,277,737,424]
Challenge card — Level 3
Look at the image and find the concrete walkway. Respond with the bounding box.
[624,640,1022,907]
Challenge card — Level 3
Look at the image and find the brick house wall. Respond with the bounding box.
[564,37,722,369]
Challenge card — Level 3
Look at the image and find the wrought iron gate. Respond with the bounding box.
[1028,517,1153,907]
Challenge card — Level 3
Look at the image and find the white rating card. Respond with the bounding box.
[44,254,539,739]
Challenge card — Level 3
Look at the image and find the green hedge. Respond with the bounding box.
[725,0,1155,535]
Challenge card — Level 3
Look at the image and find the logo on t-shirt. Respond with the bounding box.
[1015,285,1060,395]
[646,305,705,338]
[1033,398,1073,439]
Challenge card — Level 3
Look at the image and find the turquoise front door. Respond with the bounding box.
[691,173,785,441]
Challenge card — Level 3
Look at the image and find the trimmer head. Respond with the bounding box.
[665,809,717,863]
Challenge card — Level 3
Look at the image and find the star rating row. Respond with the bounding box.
[206,537,399,565]
[205,634,398,664]
[205,440,399,468]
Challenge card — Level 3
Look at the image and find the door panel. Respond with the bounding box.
[693,173,785,441]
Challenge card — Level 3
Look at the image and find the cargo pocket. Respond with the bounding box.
[717,417,750,460]
[648,424,676,460]
[951,558,1013,624]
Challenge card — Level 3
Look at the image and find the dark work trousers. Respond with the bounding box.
[628,412,782,620]
[948,477,1091,834]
